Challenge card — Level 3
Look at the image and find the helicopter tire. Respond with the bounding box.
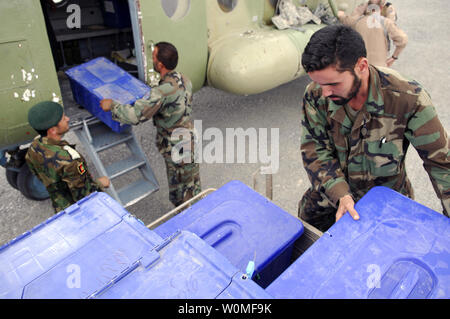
[17,164,50,201]
[5,168,20,190]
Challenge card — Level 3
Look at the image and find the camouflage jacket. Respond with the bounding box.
[301,65,449,215]
[110,71,194,155]
[25,137,101,212]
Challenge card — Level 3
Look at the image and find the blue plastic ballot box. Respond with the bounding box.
[266,186,450,299]
[65,57,150,133]
[154,180,304,288]
[0,192,162,299]
[100,0,131,28]
[0,192,271,299]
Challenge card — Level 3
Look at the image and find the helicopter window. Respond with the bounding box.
[218,0,238,13]
[161,0,191,20]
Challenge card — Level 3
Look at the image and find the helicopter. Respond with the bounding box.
[0,0,358,201]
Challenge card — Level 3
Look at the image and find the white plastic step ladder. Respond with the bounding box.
[71,116,159,207]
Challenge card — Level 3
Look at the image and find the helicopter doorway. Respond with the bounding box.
[40,0,137,76]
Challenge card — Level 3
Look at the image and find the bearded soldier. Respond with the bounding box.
[298,25,449,231]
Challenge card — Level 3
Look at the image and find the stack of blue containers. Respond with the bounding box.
[3,182,446,299]
[65,57,150,133]
[0,180,302,298]
[0,191,271,299]
[154,180,304,288]
[1,179,306,299]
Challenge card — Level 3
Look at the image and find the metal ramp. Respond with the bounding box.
[71,117,159,207]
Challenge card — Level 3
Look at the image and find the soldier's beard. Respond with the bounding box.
[329,74,362,105]
[153,61,161,74]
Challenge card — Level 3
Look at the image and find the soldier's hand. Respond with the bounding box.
[386,57,396,67]
[97,176,110,189]
[100,99,113,112]
[336,194,360,222]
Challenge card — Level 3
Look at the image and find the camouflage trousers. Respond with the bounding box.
[298,188,338,232]
[162,153,201,207]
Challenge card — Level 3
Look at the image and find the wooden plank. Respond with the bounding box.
[291,219,323,261]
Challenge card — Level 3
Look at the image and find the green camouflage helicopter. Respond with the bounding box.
[0,0,357,200]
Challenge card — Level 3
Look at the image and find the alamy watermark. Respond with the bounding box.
[366,264,381,289]
[170,120,280,174]
[66,263,81,289]
[50,0,81,29]
[66,4,81,29]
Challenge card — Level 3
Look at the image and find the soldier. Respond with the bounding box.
[337,0,407,67]
[100,42,201,207]
[298,25,449,231]
[26,101,110,213]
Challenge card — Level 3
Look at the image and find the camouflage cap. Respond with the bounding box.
[28,101,64,131]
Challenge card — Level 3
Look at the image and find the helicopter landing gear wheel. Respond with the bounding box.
[17,164,50,201]
[5,168,19,190]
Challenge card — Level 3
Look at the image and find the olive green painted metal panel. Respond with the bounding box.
[207,0,268,44]
[0,0,62,151]
[206,0,358,95]
[263,0,279,25]
[307,0,360,13]
[134,0,208,93]
[206,0,320,95]
[207,24,323,95]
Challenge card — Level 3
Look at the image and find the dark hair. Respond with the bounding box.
[155,42,178,70]
[301,24,367,73]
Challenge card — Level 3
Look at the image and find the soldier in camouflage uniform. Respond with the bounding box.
[25,101,110,213]
[342,0,398,22]
[299,25,449,231]
[100,42,201,207]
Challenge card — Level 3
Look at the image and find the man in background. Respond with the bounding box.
[338,0,407,67]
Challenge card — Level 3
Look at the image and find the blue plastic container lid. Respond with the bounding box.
[266,186,450,299]
[0,192,163,299]
[65,57,150,132]
[155,180,304,275]
[96,231,272,299]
